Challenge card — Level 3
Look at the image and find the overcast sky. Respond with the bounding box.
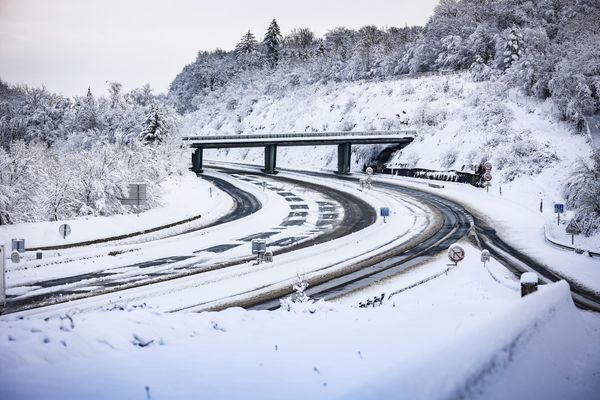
[0,0,439,97]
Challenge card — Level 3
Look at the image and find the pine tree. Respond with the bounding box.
[263,18,282,68]
[139,105,167,144]
[235,30,258,58]
[235,30,262,68]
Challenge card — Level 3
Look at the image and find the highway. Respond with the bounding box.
[4,165,600,315]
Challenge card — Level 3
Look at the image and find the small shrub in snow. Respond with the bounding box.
[280,274,316,313]
[440,149,459,169]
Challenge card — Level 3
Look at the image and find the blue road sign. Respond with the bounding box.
[380,207,390,217]
[554,203,564,214]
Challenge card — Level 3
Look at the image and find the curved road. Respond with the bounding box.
[248,171,600,312]
[3,171,375,313]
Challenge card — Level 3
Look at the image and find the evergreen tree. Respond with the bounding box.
[235,30,262,68]
[263,18,282,69]
[77,87,100,132]
[139,105,167,144]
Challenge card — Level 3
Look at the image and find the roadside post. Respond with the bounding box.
[251,239,267,264]
[59,223,71,240]
[0,245,5,309]
[264,251,273,263]
[483,162,492,192]
[364,167,373,190]
[447,243,465,266]
[554,203,564,226]
[565,219,582,247]
[481,249,491,267]
[380,207,390,223]
[520,272,538,297]
[209,186,213,198]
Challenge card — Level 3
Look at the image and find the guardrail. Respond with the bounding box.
[182,130,418,142]
[544,224,600,258]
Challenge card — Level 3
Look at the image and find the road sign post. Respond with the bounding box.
[565,219,582,246]
[482,162,492,192]
[554,203,564,226]
[481,249,491,267]
[447,243,465,265]
[251,239,267,264]
[59,223,71,239]
[0,245,5,308]
[380,207,390,223]
[119,183,148,217]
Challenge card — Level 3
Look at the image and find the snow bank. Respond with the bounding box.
[0,172,228,250]
[345,281,599,400]
[1,269,598,399]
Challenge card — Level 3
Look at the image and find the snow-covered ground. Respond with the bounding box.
[1,241,598,399]
[1,72,599,400]
[0,172,229,250]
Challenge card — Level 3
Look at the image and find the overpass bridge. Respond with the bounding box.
[183,130,416,174]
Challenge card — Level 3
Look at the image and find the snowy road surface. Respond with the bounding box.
[3,170,371,313]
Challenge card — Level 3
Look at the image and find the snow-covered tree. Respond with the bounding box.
[139,105,168,144]
[563,150,600,236]
[497,25,524,71]
[263,18,282,69]
[235,30,262,68]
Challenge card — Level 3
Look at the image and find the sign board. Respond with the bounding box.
[11,250,20,264]
[11,239,25,253]
[554,203,564,214]
[251,239,267,255]
[119,183,148,206]
[365,167,374,175]
[483,172,492,182]
[0,245,5,306]
[483,162,492,171]
[565,219,582,235]
[380,207,390,217]
[59,224,71,239]
[447,244,465,263]
[481,249,491,263]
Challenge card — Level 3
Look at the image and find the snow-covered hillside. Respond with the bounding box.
[183,72,591,204]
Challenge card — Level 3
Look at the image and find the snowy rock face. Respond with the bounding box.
[182,73,589,185]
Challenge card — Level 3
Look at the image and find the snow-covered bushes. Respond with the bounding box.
[0,137,184,224]
[563,150,600,236]
[0,80,183,225]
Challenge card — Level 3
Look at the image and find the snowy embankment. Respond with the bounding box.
[0,172,230,250]
[1,246,598,400]
[185,71,598,252]
[371,174,600,295]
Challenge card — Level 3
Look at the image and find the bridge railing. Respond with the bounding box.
[182,130,417,142]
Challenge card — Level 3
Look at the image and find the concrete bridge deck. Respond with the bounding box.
[184,131,416,174]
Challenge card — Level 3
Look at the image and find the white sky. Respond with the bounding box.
[0,0,438,97]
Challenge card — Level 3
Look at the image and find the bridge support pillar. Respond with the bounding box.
[337,143,352,174]
[263,144,278,174]
[191,147,203,174]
